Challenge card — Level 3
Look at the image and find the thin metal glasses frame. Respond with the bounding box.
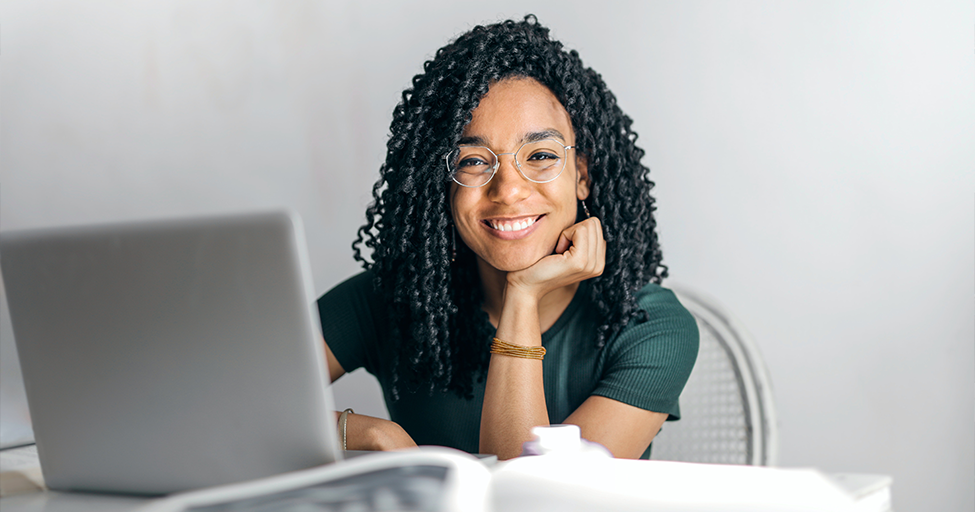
[446,139,576,188]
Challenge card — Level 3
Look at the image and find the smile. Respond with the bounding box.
[482,215,543,240]
[487,216,538,232]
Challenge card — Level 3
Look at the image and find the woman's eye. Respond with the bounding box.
[458,157,489,169]
[527,151,559,161]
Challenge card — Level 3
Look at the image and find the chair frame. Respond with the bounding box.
[669,285,779,466]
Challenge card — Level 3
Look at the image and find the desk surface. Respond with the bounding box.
[1,449,892,512]
[2,490,149,512]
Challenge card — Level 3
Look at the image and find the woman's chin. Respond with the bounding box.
[478,251,549,274]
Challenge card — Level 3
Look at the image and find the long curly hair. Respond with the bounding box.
[353,15,666,399]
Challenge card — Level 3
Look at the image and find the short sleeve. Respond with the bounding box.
[591,284,699,421]
[316,271,388,376]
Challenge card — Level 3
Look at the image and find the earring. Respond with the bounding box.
[451,225,456,262]
[580,200,591,219]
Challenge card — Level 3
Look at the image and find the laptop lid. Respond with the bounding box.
[0,210,342,495]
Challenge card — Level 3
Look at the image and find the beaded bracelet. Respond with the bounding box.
[338,408,354,451]
[490,337,546,360]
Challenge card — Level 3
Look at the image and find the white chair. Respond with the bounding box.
[649,286,779,466]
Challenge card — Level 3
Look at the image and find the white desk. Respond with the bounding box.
[1,446,892,512]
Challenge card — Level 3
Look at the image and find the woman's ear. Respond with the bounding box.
[575,155,590,200]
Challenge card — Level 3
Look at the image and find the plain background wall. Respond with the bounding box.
[1,1,972,509]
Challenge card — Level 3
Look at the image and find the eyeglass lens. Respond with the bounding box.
[447,140,568,187]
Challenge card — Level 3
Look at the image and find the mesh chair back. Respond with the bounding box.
[649,286,778,466]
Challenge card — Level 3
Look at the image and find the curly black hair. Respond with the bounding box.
[352,15,666,400]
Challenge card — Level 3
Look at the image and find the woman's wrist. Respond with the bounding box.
[497,287,542,346]
[504,274,547,304]
[345,413,418,451]
[502,282,542,310]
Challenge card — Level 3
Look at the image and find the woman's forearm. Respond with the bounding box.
[479,288,549,459]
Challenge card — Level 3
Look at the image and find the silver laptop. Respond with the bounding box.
[0,211,342,495]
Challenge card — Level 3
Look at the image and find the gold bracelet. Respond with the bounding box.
[338,408,354,451]
[490,337,546,360]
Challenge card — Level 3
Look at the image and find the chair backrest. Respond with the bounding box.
[649,285,778,466]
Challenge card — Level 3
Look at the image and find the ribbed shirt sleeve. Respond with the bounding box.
[591,285,699,420]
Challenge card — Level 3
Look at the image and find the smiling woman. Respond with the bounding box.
[316,15,699,460]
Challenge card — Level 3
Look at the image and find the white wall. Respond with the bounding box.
[1,1,971,510]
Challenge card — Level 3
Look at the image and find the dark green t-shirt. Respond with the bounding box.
[317,271,698,459]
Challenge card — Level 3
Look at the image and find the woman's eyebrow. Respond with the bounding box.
[457,130,566,147]
[457,135,488,146]
[522,129,565,143]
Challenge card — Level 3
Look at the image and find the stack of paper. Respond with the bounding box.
[492,456,892,512]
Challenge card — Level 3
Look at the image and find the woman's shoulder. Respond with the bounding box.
[633,281,694,319]
[609,281,699,353]
[590,280,700,422]
[319,270,379,302]
[317,269,391,375]
[317,269,387,339]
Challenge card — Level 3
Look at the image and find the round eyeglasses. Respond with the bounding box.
[446,139,576,188]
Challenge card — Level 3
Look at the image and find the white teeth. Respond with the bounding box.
[489,217,536,232]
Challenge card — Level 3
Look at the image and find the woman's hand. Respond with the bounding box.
[506,217,606,301]
[340,412,417,451]
[479,217,604,459]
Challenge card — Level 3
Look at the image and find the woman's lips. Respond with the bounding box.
[482,215,544,240]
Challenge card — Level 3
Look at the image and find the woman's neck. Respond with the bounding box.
[476,258,580,333]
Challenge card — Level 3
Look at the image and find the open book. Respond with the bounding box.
[139,448,491,512]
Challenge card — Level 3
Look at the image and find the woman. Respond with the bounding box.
[317,16,698,460]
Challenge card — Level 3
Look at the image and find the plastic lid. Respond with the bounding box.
[531,424,582,454]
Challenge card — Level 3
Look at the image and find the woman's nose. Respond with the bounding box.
[486,154,530,204]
